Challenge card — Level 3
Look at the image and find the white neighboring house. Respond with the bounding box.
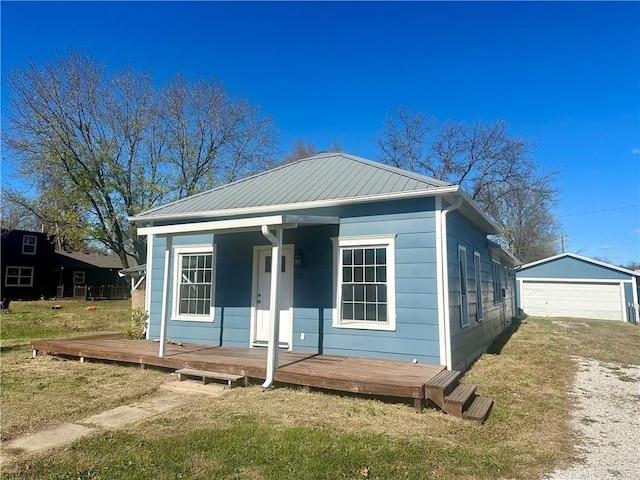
[516,253,639,324]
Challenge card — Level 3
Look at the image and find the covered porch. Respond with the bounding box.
[31,334,445,412]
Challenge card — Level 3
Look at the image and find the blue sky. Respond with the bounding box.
[2,1,639,265]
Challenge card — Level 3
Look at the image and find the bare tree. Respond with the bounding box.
[2,52,279,267]
[161,75,277,197]
[281,139,342,164]
[375,106,560,262]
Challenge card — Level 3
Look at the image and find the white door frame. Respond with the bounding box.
[250,244,294,349]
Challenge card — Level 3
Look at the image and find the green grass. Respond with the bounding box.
[2,312,640,479]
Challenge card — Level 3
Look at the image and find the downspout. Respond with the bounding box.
[438,194,463,370]
[260,225,283,388]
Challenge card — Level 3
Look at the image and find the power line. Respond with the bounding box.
[558,205,639,218]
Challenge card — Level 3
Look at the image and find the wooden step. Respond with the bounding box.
[424,369,462,408]
[462,396,493,423]
[175,368,245,388]
[443,383,477,417]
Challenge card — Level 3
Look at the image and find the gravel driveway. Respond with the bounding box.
[545,357,640,480]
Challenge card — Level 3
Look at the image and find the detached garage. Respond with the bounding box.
[516,253,639,324]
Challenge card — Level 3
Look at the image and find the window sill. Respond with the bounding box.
[332,321,396,332]
[172,315,214,323]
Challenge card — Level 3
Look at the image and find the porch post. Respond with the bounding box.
[261,225,282,388]
[159,235,173,358]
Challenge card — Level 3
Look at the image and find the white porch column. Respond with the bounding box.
[144,234,154,340]
[159,235,173,358]
[261,225,282,388]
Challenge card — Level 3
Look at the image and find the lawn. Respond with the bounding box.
[2,304,639,479]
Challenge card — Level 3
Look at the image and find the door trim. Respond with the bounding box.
[250,244,295,349]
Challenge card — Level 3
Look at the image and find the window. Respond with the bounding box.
[492,260,502,303]
[474,252,483,321]
[5,266,34,287]
[334,236,396,331]
[22,235,37,255]
[173,245,215,321]
[73,271,85,284]
[458,246,469,328]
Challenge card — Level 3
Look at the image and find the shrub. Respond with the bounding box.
[124,308,148,339]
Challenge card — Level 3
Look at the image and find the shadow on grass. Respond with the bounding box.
[487,316,526,355]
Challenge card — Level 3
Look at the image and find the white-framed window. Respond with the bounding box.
[73,271,85,284]
[492,259,502,304]
[5,266,34,287]
[22,235,37,255]
[172,245,215,322]
[333,235,396,331]
[474,252,483,321]
[458,246,469,328]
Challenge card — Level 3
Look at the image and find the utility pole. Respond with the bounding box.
[560,234,565,253]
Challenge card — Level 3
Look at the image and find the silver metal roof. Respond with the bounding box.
[131,152,454,222]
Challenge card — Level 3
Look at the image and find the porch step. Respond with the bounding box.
[175,368,245,388]
[424,369,462,408]
[443,383,477,417]
[462,396,494,423]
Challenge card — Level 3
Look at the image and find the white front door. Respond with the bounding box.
[252,245,294,347]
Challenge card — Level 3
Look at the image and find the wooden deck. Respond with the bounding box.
[32,335,445,411]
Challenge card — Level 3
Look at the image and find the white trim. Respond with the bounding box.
[136,214,340,236]
[519,277,633,284]
[171,244,216,322]
[458,245,470,328]
[332,235,397,332]
[4,266,34,287]
[492,258,503,304]
[474,251,484,321]
[250,244,295,349]
[130,187,461,223]
[22,234,37,255]
[439,196,463,369]
[144,234,154,340]
[517,252,640,277]
[435,198,447,366]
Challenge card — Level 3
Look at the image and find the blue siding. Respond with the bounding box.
[517,256,631,280]
[446,210,517,371]
[147,196,442,365]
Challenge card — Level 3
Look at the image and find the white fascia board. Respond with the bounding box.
[136,214,340,237]
[128,186,460,224]
[517,252,640,277]
[519,277,628,284]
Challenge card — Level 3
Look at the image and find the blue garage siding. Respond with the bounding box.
[517,256,630,280]
[446,210,516,371]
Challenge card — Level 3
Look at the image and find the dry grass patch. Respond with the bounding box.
[0,300,169,441]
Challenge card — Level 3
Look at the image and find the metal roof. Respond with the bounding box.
[130,152,455,222]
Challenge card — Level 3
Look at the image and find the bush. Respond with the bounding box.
[124,308,148,339]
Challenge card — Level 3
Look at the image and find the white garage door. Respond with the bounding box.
[522,281,623,321]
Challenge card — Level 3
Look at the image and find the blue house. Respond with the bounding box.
[516,253,639,323]
[130,153,519,374]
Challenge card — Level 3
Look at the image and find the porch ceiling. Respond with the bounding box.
[136,214,340,237]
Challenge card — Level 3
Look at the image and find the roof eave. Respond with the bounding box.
[129,186,460,225]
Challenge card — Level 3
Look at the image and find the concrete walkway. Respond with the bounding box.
[1,381,228,469]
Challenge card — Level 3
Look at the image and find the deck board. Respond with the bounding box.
[32,335,444,402]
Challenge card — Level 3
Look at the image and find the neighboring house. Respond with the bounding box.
[55,251,129,299]
[130,152,519,372]
[516,253,640,324]
[1,229,56,300]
